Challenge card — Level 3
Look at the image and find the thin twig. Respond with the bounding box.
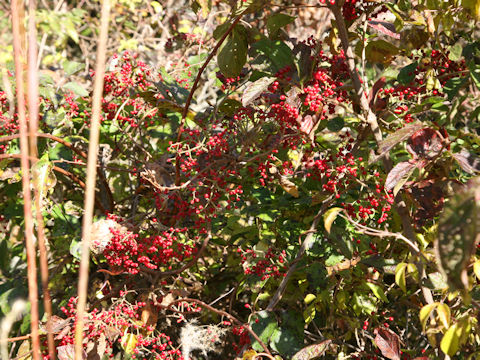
[174,15,242,186]
[266,195,335,311]
[74,0,112,358]
[11,0,41,358]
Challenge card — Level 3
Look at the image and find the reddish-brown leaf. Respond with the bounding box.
[385,161,416,192]
[368,20,401,39]
[374,327,401,360]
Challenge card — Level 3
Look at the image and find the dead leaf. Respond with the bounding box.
[374,327,401,360]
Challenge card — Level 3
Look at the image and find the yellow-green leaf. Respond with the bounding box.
[395,263,407,292]
[436,303,451,329]
[304,293,316,305]
[407,263,419,282]
[121,332,138,355]
[473,260,480,280]
[366,282,389,302]
[440,323,461,357]
[420,303,437,332]
[323,207,343,234]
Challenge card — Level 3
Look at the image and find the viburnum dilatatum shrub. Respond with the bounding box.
[4,1,480,359]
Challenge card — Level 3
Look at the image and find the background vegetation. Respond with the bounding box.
[1,0,480,359]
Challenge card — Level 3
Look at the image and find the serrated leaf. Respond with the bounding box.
[366,282,389,302]
[443,76,468,101]
[323,207,342,234]
[218,27,248,77]
[63,82,89,97]
[242,77,275,106]
[395,263,407,292]
[419,303,437,332]
[252,39,294,73]
[326,117,344,132]
[449,43,463,61]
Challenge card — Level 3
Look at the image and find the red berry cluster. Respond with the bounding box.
[237,247,288,280]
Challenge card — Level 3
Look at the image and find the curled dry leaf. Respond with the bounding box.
[385,161,416,194]
[453,148,480,174]
[291,340,332,360]
[57,344,87,360]
[242,77,275,106]
[374,327,401,360]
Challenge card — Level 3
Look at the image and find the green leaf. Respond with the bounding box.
[326,117,344,132]
[436,303,451,329]
[440,323,461,357]
[63,82,89,97]
[250,311,279,352]
[323,207,343,234]
[366,282,389,302]
[365,40,400,64]
[270,327,303,357]
[267,13,295,38]
[218,98,242,116]
[468,61,480,89]
[252,39,294,73]
[443,76,468,101]
[397,62,418,85]
[31,154,57,208]
[449,43,463,61]
[419,303,437,332]
[217,27,248,77]
[303,303,316,325]
[62,60,85,76]
[395,263,407,292]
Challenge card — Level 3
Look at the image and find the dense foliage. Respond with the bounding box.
[2,0,480,359]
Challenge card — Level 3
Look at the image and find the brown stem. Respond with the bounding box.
[328,1,437,317]
[11,0,41,359]
[6,334,32,342]
[27,1,55,358]
[166,298,272,356]
[174,15,242,186]
[74,0,112,357]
